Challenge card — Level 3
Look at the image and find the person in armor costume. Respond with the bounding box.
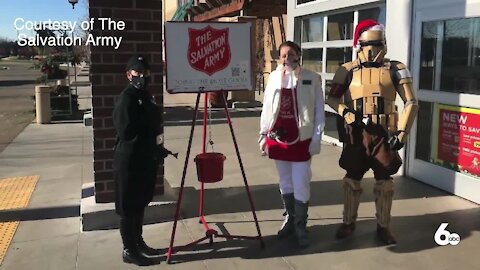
[259,41,325,248]
[326,20,419,244]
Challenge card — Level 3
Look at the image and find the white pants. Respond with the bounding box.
[274,160,312,203]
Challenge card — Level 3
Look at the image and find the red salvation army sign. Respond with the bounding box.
[165,22,252,93]
[187,26,231,76]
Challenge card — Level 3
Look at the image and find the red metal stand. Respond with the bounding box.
[166,91,264,264]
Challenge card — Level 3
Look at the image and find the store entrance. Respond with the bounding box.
[407,8,480,203]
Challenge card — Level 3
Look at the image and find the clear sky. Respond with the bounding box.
[0,0,88,41]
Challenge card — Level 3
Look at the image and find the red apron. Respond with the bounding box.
[266,87,311,162]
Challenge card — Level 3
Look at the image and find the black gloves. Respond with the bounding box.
[388,132,405,151]
[156,145,178,159]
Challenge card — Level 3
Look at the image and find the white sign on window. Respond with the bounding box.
[165,22,252,93]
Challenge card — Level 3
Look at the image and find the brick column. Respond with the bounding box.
[89,0,164,202]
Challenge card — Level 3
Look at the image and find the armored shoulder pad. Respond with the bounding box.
[343,61,359,71]
[332,61,355,84]
[391,60,412,84]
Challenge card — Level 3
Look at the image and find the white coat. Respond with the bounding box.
[260,65,325,144]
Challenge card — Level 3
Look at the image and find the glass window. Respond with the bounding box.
[415,101,480,179]
[302,15,324,42]
[294,17,302,45]
[415,101,435,162]
[327,12,354,41]
[324,80,332,96]
[441,18,480,94]
[419,17,480,94]
[358,6,386,25]
[326,47,352,73]
[419,22,438,90]
[297,0,316,4]
[302,48,323,73]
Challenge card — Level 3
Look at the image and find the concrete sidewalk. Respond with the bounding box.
[0,80,479,269]
[0,65,92,270]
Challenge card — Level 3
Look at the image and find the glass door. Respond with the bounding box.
[408,8,480,204]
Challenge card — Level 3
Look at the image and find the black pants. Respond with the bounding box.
[339,123,402,180]
[119,209,145,249]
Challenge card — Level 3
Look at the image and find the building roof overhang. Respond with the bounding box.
[187,0,286,21]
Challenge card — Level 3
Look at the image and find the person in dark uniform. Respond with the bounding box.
[113,54,175,266]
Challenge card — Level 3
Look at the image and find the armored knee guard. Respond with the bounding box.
[342,177,363,225]
[374,179,397,244]
[374,179,394,227]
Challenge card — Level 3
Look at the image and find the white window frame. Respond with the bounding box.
[295,0,329,9]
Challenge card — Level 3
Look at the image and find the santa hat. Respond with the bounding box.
[353,19,385,48]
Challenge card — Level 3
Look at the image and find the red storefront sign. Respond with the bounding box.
[187,26,231,76]
[437,104,480,177]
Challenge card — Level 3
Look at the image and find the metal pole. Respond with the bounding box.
[73,31,77,96]
[65,30,72,116]
[166,92,201,264]
[221,90,265,248]
[199,92,208,218]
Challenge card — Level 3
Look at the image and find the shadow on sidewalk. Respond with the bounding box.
[163,207,480,264]
[0,80,35,87]
[0,205,80,221]
[175,177,450,218]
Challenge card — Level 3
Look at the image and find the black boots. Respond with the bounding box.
[277,193,295,239]
[278,194,310,248]
[122,248,155,266]
[134,212,162,257]
[376,224,397,245]
[335,223,356,239]
[294,200,309,248]
[335,223,397,244]
[120,212,160,266]
[120,216,155,266]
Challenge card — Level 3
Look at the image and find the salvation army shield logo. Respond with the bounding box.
[187,26,231,76]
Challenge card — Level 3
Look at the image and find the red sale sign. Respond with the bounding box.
[436,104,480,177]
[187,26,231,76]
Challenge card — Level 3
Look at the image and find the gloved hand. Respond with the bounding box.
[156,145,178,159]
[309,139,321,155]
[342,108,358,125]
[388,131,405,151]
[258,134,267,154]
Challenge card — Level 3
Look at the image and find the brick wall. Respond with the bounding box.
[89,0,164,203]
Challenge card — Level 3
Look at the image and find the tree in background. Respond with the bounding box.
[0,37,17,57]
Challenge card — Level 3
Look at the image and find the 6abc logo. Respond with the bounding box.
[434,223,461,246]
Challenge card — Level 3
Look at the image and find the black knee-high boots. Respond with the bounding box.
[120,212,156,266]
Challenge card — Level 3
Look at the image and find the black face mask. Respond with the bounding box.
[131,75,150,89]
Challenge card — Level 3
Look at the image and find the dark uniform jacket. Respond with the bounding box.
[112,84,161,216]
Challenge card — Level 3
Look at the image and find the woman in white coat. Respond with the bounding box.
[259,41,325,248]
